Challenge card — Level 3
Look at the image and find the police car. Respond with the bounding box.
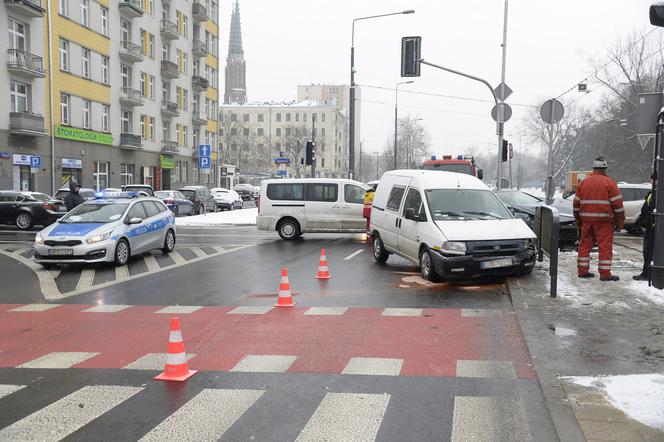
[33,192,176,267]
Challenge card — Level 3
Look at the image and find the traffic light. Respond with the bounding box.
[401,36,421,77]
[502,139,508,162]
[305,141,315,165]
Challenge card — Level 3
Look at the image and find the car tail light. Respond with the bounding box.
[165,198,174,204]
[43,202,57,211]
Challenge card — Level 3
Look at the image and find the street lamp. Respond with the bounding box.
[394,80,414,170]
[349,9,415,180]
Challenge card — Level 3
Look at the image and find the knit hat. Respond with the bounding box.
[593,156,608,169]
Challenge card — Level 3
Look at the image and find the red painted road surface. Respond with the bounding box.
[0,304,534,378]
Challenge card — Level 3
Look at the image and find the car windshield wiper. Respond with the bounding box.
[433,211,465,218]
[461,211,503,219]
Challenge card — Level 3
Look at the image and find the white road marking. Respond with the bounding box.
[451,396,532,442]
[144,254,160,272]
[9,304,61,312]
[0,384,25,400]
[0,250,62,300]
[461,309,502,318]
[139,389,264,441]
[381,308,423,317]
[75,269,95,292]
[230,355,297,373]
[49,269,61,279]
[342,357,403,376]
[304,307,348,316]
[456,360,517,379]
[296,392,390,442]
[123,353,196,370]
[82,304,132,313]
[190,247,207,258]
[228,306,273,315]
[155,305,202,314]
[115,264,130,281]
[0,385,143,441]
[344,249,364,260]
[168,250,186,265]
[18,352,99,369]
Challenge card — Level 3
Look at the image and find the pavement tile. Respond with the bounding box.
[9,304,62,312]
[381,308,422,317]
[123,353,196,370]
[227,306,273,315]
[451,396,531,442]
[578,419,645,442]
[155,305,202,314]
[342,357,403,376]
[571,403,629,422]
[461,308,502,317]
[82,305,132,313]
[18,352,100,369]
[230,355,297,373]
[456,360,516,378]
[304,307,348,316]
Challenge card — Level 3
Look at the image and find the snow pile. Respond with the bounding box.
[175,208,257,226]
[629,281,664,305]
[565,374,664,431]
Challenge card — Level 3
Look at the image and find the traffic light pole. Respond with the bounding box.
[652,115,664,289]
[311,115,316,178]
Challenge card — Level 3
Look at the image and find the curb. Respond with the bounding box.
[506,277,586,442]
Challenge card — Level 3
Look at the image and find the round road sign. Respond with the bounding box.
[540,99,565,124]
[491,103,512,123]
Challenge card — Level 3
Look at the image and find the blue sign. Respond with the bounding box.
[30,156,41,168]
[198,144,211,159]
[198,156,211,169]
[276,170,288,176]
[274,157,290,165]
[0,152,10,160]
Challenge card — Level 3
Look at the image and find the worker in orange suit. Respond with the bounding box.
[573,157,625,281]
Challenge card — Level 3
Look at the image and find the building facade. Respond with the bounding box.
[1,0,221,193]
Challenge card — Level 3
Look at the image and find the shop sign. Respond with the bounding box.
[0,152,10,160]
[62,158,83,169]
[55,125,113,146]
[160,155,175,169]
[12,154,31,166]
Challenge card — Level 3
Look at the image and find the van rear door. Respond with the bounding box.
[304,182,342,230]
[341,183,367,230]
[381,184,408,250]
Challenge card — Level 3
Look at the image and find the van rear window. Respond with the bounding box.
[267,183,305,200]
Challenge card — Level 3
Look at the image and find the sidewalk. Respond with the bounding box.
[508,234,664,441]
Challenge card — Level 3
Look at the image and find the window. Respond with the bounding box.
[121,110,132,133]
[266,183,304,201]
[183,89,188,111]
[275,142,281,151]
[303,113,307,122]
[149,117,155,141]
[8,18,26,51]
[243,128,249,136]
[257,128,264,136]
[183,15,188,37]
[59,39,69,71]
[80,0,89,27]
[142,201,160,218]
[183,53,188,74]
[93,161,109,191]
[322,113,326,122]
[321,128,326,137]
[386,186,405,211]
[285,128,291,137]
[182,162,188,182]
[286,113,291,122]
[81,99,90,129]
[182,125,188,145]
[100,7,108,36]
[276,128,281,137]
[148,33,155,58]
[101,56,109,84]
[149,75,155,99]
[81,48,90,78]
[321,158,325,167]
[243,114,249,122]
[257,114,264,122]
[60,93,70,125]
[402,188,425,219]
[101,105,109,132]
[140,115,146,140]
[276,113,281,122]
[295,113,299,122]
[140,72,147,97]
[306,183,338,202]
[10,81,28,113]
[59,0,68,16]
[230,128,237,136]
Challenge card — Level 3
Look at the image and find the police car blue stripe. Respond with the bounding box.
[48,223,105,237]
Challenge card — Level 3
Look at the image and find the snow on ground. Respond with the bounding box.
[564,374,664,431]
[629,280,664,305]
[175,208,257,226]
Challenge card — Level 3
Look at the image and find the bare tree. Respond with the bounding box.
[382,116,431,170]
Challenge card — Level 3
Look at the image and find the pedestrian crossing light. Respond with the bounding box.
[401,36,421,77]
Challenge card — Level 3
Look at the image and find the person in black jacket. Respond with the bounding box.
[634,171,657,281]
[64,181,85,212]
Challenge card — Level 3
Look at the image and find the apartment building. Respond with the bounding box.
[0,0,221,193]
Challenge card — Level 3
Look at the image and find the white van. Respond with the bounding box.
[370,170,537,281]
[257,178,369,239]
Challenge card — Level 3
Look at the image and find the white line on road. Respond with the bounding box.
[76,269,95,292]
[451,396,531,442]
[344,249,364,260]
[115,265,130,282]
[144,254,160,272]
[190,247,207,258]
[0,384,26,400]
[169,250,186,265]
[0,385,143,441]
[18,352,99,369]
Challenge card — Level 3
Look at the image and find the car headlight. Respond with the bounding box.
[86,230,113,244]
[524,238,535,250]
[35,234,44,245]
[441,241,467,255]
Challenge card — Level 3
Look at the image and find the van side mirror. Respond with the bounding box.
[477,169,484,180]
[404,207,419,221]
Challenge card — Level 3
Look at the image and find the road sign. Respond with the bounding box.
[636,93,662,135]
[198,144,211,159]
[198,156,211,169]
[276,170,288,176]
[274,157,290,165]
[540,99,565,124]
[30,156,41,168]
[494,82,513,101]
[491,103,512,122]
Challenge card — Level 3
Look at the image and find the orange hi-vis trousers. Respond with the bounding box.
[577,222,615,277]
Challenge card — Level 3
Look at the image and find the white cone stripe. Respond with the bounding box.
[169,330,183,342]
[166,352,188,365]
[278,290,292,297]
[280,276,289,284]
[0,386,142,441]
[318,265,329,271]
[139,389,264,442]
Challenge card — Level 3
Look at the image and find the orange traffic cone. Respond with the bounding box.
[275,268,296,307]
[315,248,332,280]
[154,317,198,382]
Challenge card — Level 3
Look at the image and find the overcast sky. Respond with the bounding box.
[220,0,658,159]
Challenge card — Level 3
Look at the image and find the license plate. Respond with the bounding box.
[480,258,513,269]
[48,249,73,256]
[58,206,67,212]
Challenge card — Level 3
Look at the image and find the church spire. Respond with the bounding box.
[228,0,243,60]
[224,0,247,104]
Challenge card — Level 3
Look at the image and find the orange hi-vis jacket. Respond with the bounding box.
[573,172,625,224]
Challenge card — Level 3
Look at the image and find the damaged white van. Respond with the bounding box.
[370,170,537,281]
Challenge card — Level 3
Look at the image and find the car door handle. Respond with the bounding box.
[332,204,341,208]
[342,205,351,209]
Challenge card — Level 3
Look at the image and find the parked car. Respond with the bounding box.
[210,188,243,210]
[178,186,216,214]
[495,190,578,247]
[53,187,96,202]
[234,183,258,201]
[121,184,155,197]
[617,183,652,234]
[257,178,369,240]
[0,191,67,230]
[370,171,537,281]
[154,190,195,216]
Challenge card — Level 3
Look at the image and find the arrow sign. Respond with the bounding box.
[198,144,211,159]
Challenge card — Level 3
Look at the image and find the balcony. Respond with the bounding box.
[120,133,142,150]
[161,140,179,154]
[192,75,209,92]
[10,112,46,136]
[161,60,179,79]
[161,100,179,118]
[4,0,44,18]
[119,87,143,107]
[192,110,207,126]
[192,40,208,58]
[6,49,45,78]
[192,1,208,22]
[118,0,143,18]
[119,41,143,63]
[160,20,179,40]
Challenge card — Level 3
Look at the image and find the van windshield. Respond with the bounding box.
[425,189,512,220]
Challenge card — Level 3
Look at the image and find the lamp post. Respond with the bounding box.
[394,80,414,170]
[350,9,414,180]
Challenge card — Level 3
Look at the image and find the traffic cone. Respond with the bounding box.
[315,248,332,280]
[275,268,296,307]
[154,317,198,382]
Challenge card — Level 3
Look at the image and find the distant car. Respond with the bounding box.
[154,190,195,216]
[495,190,578,247]
[178,186,216,214]
[617,183,651,234]
[234,183,257,201]
[101,188,122,193]
[121,184,155,197]
[33,195,176,267]
[0,191,67,230]
[210,188,243,210]
[54,187,96,202]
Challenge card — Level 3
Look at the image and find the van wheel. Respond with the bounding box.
[277,218,300,240]
[372,234,389,263]
[420,247,441,282]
